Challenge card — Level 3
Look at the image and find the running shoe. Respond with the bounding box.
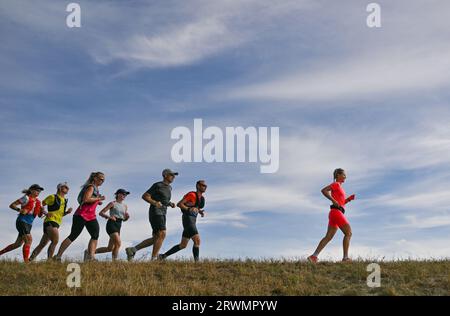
[307,255,318,263]
[125,247,136,261]
[342,257,352,263]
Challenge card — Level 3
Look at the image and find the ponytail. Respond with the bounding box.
[21,189,31,195]
[82,171,104,188]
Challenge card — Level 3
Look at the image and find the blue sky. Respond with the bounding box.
[0,0,449,261]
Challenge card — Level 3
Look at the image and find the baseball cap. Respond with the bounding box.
[29,184,44,191]
[162,169,178,177]
[115,189,130,195]
[57,182,69,190]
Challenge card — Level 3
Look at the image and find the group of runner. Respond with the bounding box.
[0,168,207,263]
[0,168,354,263]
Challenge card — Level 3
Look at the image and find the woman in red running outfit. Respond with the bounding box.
[308,168,355,263]
[0,184,45,262]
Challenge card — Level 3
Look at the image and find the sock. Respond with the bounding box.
[0,244,16,255]
[163,245,181,258]
[29,250,37,261]
[193,246,199,262]
[23,244,31,262]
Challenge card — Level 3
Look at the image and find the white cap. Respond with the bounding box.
[57,182,69,190]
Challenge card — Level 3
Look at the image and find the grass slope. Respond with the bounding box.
[0,259,448,296]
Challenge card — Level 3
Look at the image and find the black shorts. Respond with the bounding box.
[67,215,100,241]
[149,214,166,234]
[16,219,32,236]
[182,214,199,239]
[43,221,60,234]
[106,219,122,235]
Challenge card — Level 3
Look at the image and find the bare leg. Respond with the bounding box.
[312,226,338,257]
[96,236,115,254]
[192,235,200,248]
[179,237,190,250]
[56,238,72,258]
[46,227,59,259]
[87,239,98,258]
[0,235,24,255]
[151,230,166,258]
[30,233,50,261]
[340,224,352,259]
[111,233,121,260]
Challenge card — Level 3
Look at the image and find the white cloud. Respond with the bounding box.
[224,0,450,102]
[227,45,450,102]
[401,214,450,229]
[94,18,243,68]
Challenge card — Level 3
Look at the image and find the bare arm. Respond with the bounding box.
[99,202,114,220]
[177,198,199,213]
[63,207,73,216]
[142,192,162,208]
[124,204,130,221]
[345,194,356,204]
[83,186,104,204]
[9,200,22,212]
[321,185,340,207]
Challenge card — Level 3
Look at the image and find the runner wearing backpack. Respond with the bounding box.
[54,172,106,261]
[159,180,207,262]
[0,184,45,262]
[29,182,73,261]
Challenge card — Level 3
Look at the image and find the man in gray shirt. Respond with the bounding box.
[126,169,177,261]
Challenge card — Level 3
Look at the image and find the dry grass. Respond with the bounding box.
[0,259,448,296]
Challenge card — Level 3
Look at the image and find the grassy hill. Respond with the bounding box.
[0,259,448,296]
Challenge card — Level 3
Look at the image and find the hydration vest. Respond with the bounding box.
[48,194,68,213]
[77,185,99,205]
[194,191,205,209]
[21,196,42,217]
[182,191,205,213]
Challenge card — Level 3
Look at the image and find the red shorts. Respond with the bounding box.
[328,209,349,228]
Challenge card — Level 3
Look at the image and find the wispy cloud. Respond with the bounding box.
[227,46,450,101]
[224,0,450,102]
[93,17,243,68]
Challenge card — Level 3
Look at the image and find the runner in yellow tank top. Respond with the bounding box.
[29,182,73,261]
